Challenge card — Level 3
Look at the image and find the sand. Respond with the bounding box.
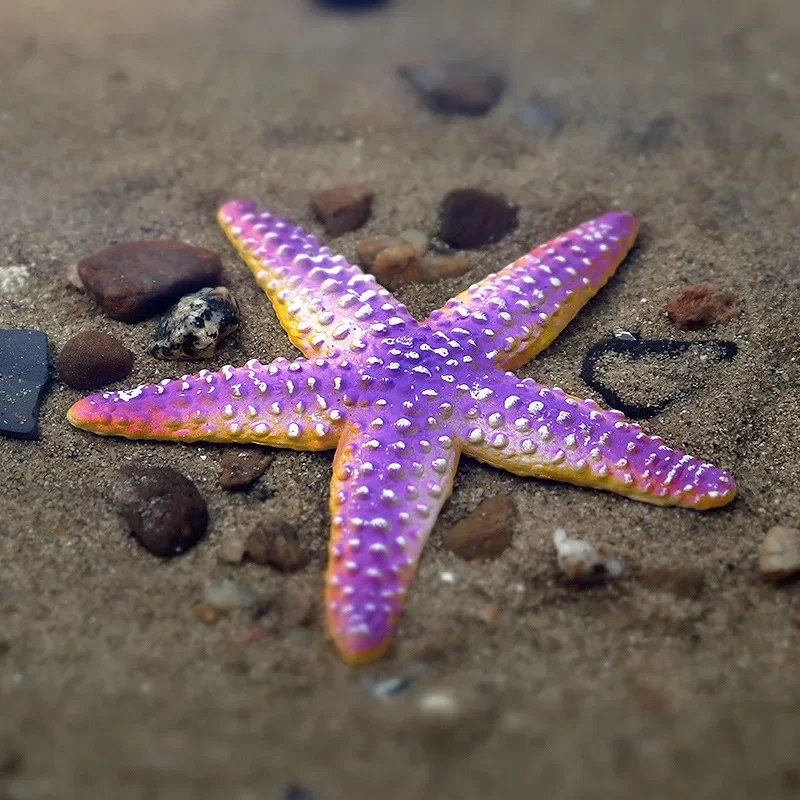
[1,0,800,797]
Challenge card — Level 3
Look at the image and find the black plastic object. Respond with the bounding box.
[0,328,51,439]
[581,334,737,420]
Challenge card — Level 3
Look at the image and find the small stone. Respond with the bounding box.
[204,578,259,610]
[77,240,223,322]
[0,265,30,296]
[218,535,246,564]
[66,263,85,291]
[398,61,506,116]
[439,189,518,249]
[417,689,460,717]
[666,283,738,330]
[357,236,399,268]
[397,229,430,256]
[150,286,239,360]
[310,185,373,237]
[418,253,471,282]
[246,518,308,571]
[759,526,800,581]
[0,328,51,439]
[518,96,567,137]
[58,331,133,390]
[114,464,209,558]
[220,449,274,490]
[193,603,219,624]
[442,495,515,561]
[371,677,413,699]
[553,528,623,583]
[370,244,424,290]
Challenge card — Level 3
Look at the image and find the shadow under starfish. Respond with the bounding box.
[68,200,736,664]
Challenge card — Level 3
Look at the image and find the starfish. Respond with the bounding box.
[68,200,736,664]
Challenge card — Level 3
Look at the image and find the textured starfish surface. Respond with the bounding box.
[68,200,736,663]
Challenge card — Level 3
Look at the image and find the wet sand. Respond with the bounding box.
[1,0,800,797]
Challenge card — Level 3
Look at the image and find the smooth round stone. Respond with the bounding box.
[58,331,133,390]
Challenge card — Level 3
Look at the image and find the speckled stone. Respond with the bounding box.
[77,240,223,322]
[58,331,133,390]
[0,328,50,439]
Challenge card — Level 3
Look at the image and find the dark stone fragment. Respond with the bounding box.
[442,496,515,561]
[77,240,223,322]
[114,464,208,558]
[0,328,50,439]
[310,185,373,237]
[58,331,133,390]
[581,334,737,420]
[398,62,506,116]
[220,449,274,490]
[246,518,308,571]
[518,96,566,137]
[439,188,518,249]
[667,283,738,330]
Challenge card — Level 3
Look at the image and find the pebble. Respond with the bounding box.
[66,263,85,291]
[398,61,506,116]
[58,331,133,390]
[310,185,373,237]
[666,283,738,330]
[77,240,223,322]
[246,518,308,571]
[370,677,413,700]
[759,526,800,581]
[442,495,515,561]
[150,286,239,360]
[204,578,259,611]
[518,96,567,137]
[0,328,51,439]
[218,535,246,564]
[356,230,430,268]
[193,603,219,624]
[219,449,274,489]
[552,528,623,583]
[114,464,209,558]
[439,188,518,249]
[0,265,30,296]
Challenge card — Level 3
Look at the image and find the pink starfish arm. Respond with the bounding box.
[325,418,460,664]
[426,211,639,370]
[454,373,735,509]
[67,356,349,449]
[217,201,417,359]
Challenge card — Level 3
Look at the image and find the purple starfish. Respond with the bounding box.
[68,200,736,663]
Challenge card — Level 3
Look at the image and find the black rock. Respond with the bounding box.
[439,189,518,249]
[0,328,51,439]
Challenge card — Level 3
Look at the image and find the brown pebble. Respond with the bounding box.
[370,244,424,290]
[356,235,400,268]
[246,518,308,571]
[310,185,373,237]
[58,331,133,390]
[442,496,515,561]
[398,61,506,116]
[439,188,518,249]
[77,240,223,322]
[419,253,471,282]
[193,603,219,624]
[114,464,208,558]
[220,449,274,490]
[666,283,738,330]
[218,535,246,564]
[638,565,706,599]
[759,526,800,581]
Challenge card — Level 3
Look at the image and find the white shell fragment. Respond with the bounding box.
[552,528,623,582]
[151,286,240,360]
[759,526,800,581]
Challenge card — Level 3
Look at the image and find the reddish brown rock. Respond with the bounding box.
[398,61,506,116]
[58,331,133,390]
[310,185,373,237]
[666,283,738,330]
[246,518,308,571]
[442,496,515,561]
[220,449,274,490]
[439,189,518,249]
[77,240,223,322]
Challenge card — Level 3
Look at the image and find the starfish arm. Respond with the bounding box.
[455,374,735,509]
[218,200,418,358]
[66,356,350,449]
[426,212,639,370]
[325,420,460,664]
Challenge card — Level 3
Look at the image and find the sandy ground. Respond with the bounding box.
[2,0,800,797]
